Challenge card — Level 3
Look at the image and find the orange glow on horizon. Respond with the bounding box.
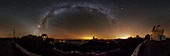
[116,33,132,39]
[82,36,93,40]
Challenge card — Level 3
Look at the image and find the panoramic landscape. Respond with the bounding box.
[0,0,170,56]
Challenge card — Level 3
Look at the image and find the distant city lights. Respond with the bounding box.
[116,33,132,39]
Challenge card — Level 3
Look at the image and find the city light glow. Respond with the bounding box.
[82,36,93,40]
[116,34,132,39]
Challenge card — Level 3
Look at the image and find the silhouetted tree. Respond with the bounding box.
[144,34,150,40]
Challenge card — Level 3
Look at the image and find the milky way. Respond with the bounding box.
[37,3,116,38]
[1,0,170,38]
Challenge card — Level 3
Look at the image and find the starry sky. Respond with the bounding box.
[0,0,170,39]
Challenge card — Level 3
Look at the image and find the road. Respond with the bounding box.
[132,40,170,56]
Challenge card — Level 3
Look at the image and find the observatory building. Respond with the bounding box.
[151,25,166,41]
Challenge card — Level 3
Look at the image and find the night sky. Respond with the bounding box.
[0,0,170,39]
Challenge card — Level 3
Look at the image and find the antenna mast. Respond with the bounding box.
[13,29,15,37]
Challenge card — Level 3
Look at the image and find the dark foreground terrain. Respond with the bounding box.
[2,35,170,56]
[132,40,170,56]
[13,34,145,56]
[0,38,40,56]
[0,38,17,56]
